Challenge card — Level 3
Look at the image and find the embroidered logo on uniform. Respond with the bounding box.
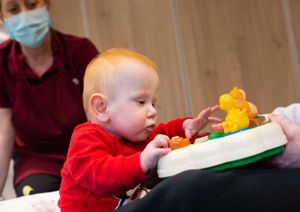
[72,78,80,85]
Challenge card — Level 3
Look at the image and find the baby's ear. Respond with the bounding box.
[90,93,109,122]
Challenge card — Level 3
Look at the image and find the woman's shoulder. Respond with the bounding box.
[51,29,99,64]
[0,39,14,56]
[0,39,17,74]
[52,29,95,48]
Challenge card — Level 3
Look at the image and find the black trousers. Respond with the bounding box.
[14,174,61,197]
[13,154,61,197]
[117,167,300,212]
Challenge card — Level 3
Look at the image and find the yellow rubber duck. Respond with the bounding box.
[219,86,257,133]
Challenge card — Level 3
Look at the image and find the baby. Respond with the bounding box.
[58,48,219,212]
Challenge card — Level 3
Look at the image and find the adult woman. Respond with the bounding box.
[0,0,98,197]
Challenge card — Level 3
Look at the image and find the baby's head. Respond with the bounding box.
[83,48,159,141]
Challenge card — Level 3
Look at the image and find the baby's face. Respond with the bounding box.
[105,60,159,142]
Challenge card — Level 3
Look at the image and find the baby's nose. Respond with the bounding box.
[147,106,157,118]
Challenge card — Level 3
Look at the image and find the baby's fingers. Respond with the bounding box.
[211,104,219,113]
[211,123,223,131]
[152,134,169,148]
[197,107,213,120]
[153,148,171,158]
[208,116,222,123]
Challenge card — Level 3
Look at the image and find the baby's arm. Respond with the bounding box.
[183,105,221,139]
[140,134,171,174]
[67,130,148,196]
[139,105,220,173]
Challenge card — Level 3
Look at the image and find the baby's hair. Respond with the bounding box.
[83,48,157,113]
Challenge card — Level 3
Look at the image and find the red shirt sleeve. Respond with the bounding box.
[67,127,147,196]
[148,117,192,141]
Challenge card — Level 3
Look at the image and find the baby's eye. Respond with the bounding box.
[137,100,145,105]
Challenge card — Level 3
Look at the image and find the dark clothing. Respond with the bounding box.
[117,167,300,212]
[15,174,61,197]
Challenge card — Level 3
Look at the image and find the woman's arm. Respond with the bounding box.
[0,108,15,197]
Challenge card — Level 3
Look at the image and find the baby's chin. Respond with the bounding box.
[125,132,151,143]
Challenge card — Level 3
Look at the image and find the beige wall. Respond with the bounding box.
[51,0,299,122]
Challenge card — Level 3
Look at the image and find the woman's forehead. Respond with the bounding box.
[1,0,49,5]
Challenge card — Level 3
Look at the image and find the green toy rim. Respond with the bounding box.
[206,145,285,171]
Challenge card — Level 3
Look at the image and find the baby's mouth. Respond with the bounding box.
[146,124,156,132]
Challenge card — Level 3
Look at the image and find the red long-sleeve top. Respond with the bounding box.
[59,118,188,212]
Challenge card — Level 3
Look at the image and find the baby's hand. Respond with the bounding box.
[140,134,171,174]
[183,105,221,139]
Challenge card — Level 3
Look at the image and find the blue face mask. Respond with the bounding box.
[4,7,52,48]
